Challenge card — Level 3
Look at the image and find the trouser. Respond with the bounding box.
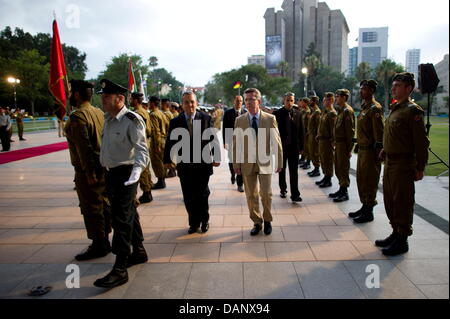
[243,173,273,226]
[75,168,111,240]
[356,149,381,207]
[319,139,334,176]
[0,126,10,151]
[17,123,24,139]
[139,166,153,192]
[150,148,166,179]
[334,142,351,188]
[228,163,243,187]
[106,165,144,256]
[303,134,310,160]
[308,134,320,167]
[179,170,211,227]
[383,157,416,237]
[279,148,300,198]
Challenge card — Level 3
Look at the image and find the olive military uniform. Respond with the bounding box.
[13,111,25,140]
[301,107,311,161]
[383,98,429,237]
[334,103,355,188]
[307,104,321,169]
[65,101,112,243]
[317,108,337,177]
[135,106,154,192]
[356,98,384,207]
[149,108,169,180]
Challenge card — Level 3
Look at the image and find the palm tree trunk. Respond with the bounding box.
[384,77,389,114]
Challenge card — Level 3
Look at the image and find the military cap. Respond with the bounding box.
[97,79,128,95]
[308,90,318,98]
[171,102,180,108]
[131,92,144,99]
[360,79,378,91]
[324,92,334,98]
[69,79,94,92]
[161,98,170,103]
[301,97,311,103]
[335,89,350,97]
[149,96,160,103]
[392,72,416,88]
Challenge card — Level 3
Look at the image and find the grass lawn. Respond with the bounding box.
[426,122,449,176]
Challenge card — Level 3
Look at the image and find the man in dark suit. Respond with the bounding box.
[164,91,221,234]
[273,92,304,202]
[222,95,247,192]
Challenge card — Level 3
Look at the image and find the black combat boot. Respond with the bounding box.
[94,255,129,288]
[167,168,177,178]
[375,232,398,248]
[298,156,305,165]
[127,243,148,268]
[329,187,344,199]
[382,235,409,256]
[348,205,367,219]
[152,179,166,190]
[308,167,320,177]
[333,188,349,202]
[315,177,326,185]
[301,160,311,170]
[138,191,153,204]
[75,238,110,261]
[319,176,332,188]
[353,206,374,223]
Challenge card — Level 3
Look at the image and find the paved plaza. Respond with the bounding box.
[0,130,448,299]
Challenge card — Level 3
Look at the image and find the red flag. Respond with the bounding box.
[128,58,136,93]
[49,19,68,120]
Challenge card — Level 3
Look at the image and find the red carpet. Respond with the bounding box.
[0,142,68,164]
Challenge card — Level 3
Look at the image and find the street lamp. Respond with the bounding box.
[301,67,308,96]
[7,77,20,110]
[157,80,162,100]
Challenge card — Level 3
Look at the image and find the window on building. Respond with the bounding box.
[362,32,378,43]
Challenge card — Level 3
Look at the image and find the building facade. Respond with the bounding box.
[348,47,358,76]
[247,55,266,67]
[406,49,421,81]
[434,54,449,114]
[264,0,349,81]
[357,27,388,69]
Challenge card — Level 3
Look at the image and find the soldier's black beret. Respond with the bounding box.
[70,79,94,92]
[131,92,144,99]
[335,89,350,97]
[325,92,334,98]
[149,96,160,103]
[161,98,170,103]
[97,79,128,95]
[308,90,318,98]
[360,79,378,91]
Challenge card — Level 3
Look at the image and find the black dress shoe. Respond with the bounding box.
[127,246,148,268]
[231,175,236,185]
[349,205,366,218]
[291,196,303,202]
[20,138,26,141]
[329,188,343,198]
[333,192,349,202]
[319,181,332,188]
[237,185,244,193]
[280,191,287,199]
[375,232,398,248]
[381,236,409,256]
[188,226,199,234]
[75,244,109,261]
[94,268,128,288]
[315,178,325,185]
[250,224,262,236]
[308,169,320,177]
[263,222,272,235]
[138,192,153,204]
[353,210,374,223]
[302,163,311,170]
[201,222,209,233]
[152,179,166,190]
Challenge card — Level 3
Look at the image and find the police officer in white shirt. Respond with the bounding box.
[94,79,150,289]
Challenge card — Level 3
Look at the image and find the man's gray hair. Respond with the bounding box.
[244,88,262,100]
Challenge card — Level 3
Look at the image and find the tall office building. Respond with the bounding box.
[348,47,358,76]
[247,55,266,67]
[405,49,421,81]
[358,27,388,69]
[264,0,349,81]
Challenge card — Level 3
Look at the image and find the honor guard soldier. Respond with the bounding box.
[330,89,355,202]
[65,80,112,261]
[299,98,312,170]
[130,92,154,203]
[148,96,169,189]
[377,73,429,256]
[307,91,322,177]
[161,98,177,178]
[13,109,26,140]
[349,80,385,223]
[94,79,150,288]
[315,93,337,187]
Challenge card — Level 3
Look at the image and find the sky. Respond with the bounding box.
[0,0,449,87]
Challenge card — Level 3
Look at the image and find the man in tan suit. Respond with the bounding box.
[233,88,283,236]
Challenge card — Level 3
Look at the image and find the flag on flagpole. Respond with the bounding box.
[233,81,241,89]
[49,18,68,120]
[128,58,137,93]
[137,69,146,97]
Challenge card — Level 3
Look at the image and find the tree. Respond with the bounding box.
[146,68,183,101]
[342,76,359,106]
[277,61,289,78]
[355,62,373,83]
[375,59,405,113]
[303,55,321,91]
[304,42,321,60]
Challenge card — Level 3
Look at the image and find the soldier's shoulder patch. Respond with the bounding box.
[375,112,382,118]
[414,114,423,122]
[409,104,425,116]
[125,111,138,121]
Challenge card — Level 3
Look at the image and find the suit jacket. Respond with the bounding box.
[232,111,283,175]
[222,107,247,146]
[273,107,304,153]
[164,110,220,177]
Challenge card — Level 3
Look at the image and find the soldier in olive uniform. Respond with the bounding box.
[65,80,112,261]
[131,92,154,203]
[148,96,169,189]
[13,109,26,140]
[298,98,309,167]
[376,73,430,256]
[307,92,321,177]
[300,98,312,170]
[330,89,355,202]
[315,93,337,187]
[161,98,177,178]
[170,102,180,117]
[349,80,385,223]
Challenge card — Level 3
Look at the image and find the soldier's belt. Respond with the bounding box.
[386,153,413,160]
[358,145,375,151]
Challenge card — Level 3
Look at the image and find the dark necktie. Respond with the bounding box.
[252,116,258,135]
[187,115,193,136]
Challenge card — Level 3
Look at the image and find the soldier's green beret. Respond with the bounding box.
[325,92,334,98]
[393,72,416,88]
[335,89,350,97]
[97,79,128,95]
[308,90,318,98]
[360,79,378,91]
[301,97,311,103]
